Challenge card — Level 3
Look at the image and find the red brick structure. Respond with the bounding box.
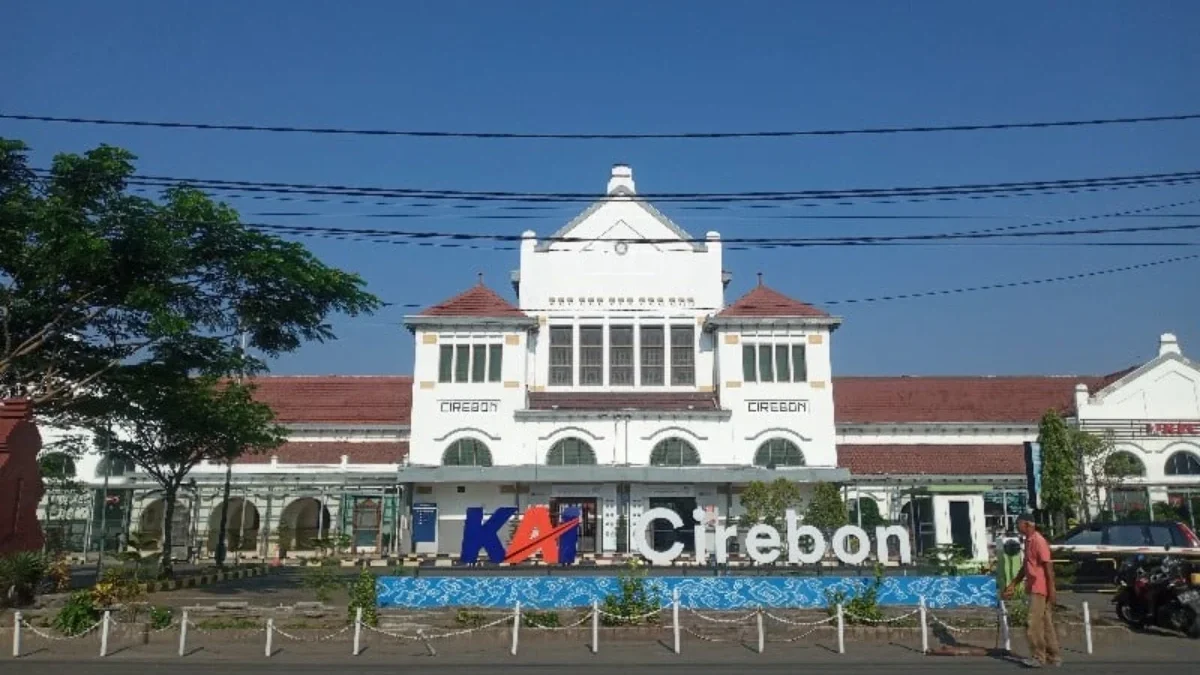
[0,399,45,555]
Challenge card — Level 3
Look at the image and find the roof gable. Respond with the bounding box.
[420,282,526,318]
[717,280,830,318]
[1089,352,1200,418]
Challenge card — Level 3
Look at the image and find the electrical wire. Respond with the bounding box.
[5,110,1200,139]
[371,253,1199,312]
[98,168,1200,203]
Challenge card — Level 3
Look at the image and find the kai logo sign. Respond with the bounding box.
[460,505,582,565]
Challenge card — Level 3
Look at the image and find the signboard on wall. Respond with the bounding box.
[746,400,809,414]
[437,399,500,413]
[1145,422,1199,436]
[1023,442,1042,511]
[412,503,438,544]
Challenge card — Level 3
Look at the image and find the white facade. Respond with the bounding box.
[31,167,1200,567]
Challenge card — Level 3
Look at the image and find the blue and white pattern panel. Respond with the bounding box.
[376,575,997,609]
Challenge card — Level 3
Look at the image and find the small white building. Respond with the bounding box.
[34,167,1200,565]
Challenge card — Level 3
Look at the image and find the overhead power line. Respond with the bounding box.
[5,110,1200,140]
[245,219,1200,246]
[101,167,1200,203]
[374,253,1199,311]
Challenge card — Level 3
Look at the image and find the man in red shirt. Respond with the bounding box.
[1003,514,1061,667]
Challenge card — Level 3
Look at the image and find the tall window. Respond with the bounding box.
[742,343,807,383]
[442,439,493,467]
[549,327,574,386]
[610,326,634,385]
[454,345,470,382]
[438,343,503,383]
[640,326,664,386]
[547,438,597,465]
[580,326,604,385]
[1165,451,1200,476]
[649,438,700,466]
[670,326,695,386]
[753,439,805,468]
[439,345,454,383]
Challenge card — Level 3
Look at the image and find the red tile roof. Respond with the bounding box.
[420,282,526,318]
[249,376,412,425]
[528,391,722,411]
[238,441,409,465]
[832,372,1131,424]
[717,281,829,318]
[838,444,1025,476]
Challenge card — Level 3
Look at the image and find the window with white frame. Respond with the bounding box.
[549,326,574,386]
[670,326,695,386]
[610,326,634,385]
[438,342,503,383]
[640,326,665,386]
[741,343,807,383]
[579,326,604,385]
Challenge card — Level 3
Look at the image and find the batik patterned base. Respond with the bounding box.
[376,574,997,609]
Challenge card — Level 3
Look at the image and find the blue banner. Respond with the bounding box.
[376,574,997,610]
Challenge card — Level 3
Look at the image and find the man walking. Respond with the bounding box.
[1003,514,1061,668]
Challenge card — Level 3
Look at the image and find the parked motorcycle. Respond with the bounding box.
[1113,554,1200,638]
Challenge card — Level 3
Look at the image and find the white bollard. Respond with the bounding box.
[353,607,363,656]
[999,600,1011,653]
[757,607,765,654]
[919,596,929,654]
[836,603,845,654]
[1083,601,1093,655]
[12,611,21,658]
[178,609,189,657]
[100,610,111,657]
[510,601,521,656]
[591,600,599,654]
[672,589,681,655]
[265,617,274,657]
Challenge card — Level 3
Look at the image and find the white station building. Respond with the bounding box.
[36,166,1200,564]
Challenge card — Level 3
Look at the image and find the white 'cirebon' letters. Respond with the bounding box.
[631,507,912,565]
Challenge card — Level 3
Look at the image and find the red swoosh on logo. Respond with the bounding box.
[502,518,581,563]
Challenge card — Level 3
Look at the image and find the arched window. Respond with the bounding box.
[38,453,76,480]
[442,439,493,467]
[649,438,700,467]
[1103,451,1145,478]
[97,455,135,477]
[547,438,596,466]
[1165,451,1200,476]
[754,438,805,468]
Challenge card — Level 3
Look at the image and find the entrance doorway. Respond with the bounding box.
[948,500,974,558]
[550,498,598,553]
[648,497,697,554]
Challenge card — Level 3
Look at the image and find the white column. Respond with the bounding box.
[264,617,274,657]
[591,600,599,654]
[672,589,681,655]
[836,603,845,654]
[919,597,928,654]
[510,601,521,656]
[353,607,363,656]
[1083,602,1093,655]
[99,610,111,657]
[12,611,21,658]
[756,607,764,654]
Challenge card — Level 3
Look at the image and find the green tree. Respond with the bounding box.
[738,478,805,528]
[848,497,887,529]
[1037,411,1077,533]
[805,482,849,530]
[0,139,378,419]
[87,365,286,576]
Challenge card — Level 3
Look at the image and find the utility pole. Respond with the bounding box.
[214,329,248,568]
[95,423,112,578]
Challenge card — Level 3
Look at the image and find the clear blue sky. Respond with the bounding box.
[4,1,1198,376]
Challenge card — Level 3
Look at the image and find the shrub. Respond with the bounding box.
[523,610,560,628]
[149,605,173,630]
[0,552,48,606]
[826,566,885,624]
[347,567,378,627]
[54,591,101,636]
[600,559,661,626]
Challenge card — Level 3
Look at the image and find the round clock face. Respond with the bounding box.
[614,241,629,255]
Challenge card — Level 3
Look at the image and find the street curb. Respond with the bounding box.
[137,565,273,594]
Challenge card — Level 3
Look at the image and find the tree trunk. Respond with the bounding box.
[160,487,177,578]
[214,461,233,567]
